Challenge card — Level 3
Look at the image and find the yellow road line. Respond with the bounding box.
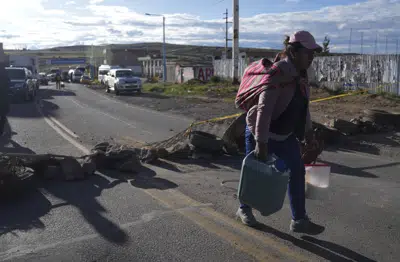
[144,186,308,262]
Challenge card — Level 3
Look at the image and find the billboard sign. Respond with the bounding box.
[49,58,86,65]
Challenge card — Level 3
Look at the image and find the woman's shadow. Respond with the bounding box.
[0,118,52,236]
[254,222,376,261]
[0,118,35,155]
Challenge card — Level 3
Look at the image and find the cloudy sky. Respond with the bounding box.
[0,0,399,53]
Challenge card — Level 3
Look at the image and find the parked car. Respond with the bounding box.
[71,69,83,83]
[80,75,91,85]
[48,68,61,82]
[106,69,142,95]
[61,71,69,82]
[6,67,36,102]
[38,73,49,85]
[98,64,119,85]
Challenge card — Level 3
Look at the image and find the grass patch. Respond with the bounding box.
[143,79,238,98]
[321,85,346,96]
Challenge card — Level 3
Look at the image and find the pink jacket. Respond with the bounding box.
[246,57,312,143]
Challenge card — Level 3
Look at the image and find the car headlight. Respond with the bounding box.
[14,83,24,88]
[117,80,125,85]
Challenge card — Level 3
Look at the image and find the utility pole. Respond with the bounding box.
[374,32,378,55]
[396,37,399,55]
[360,32,364,54]
[385,35,388,54]
[223,9,232,59]
[348,28,352,53]
[232,0,239,84]
[163,16,166,83]
[145,13,167,83]
[91,44,94,79]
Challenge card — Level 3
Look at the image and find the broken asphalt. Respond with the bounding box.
[1,82,399,262]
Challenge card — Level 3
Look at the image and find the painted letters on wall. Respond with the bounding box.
[196,67,214,82]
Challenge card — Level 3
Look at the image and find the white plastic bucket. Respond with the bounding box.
[305,164,331,199]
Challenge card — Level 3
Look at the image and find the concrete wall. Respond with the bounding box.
[165,62,176,83]
[213,57,275,81]
[173,65,214,83]
[194,67,214,82]
[182,67,194,83]
[107,49,146,67]
[213,58,248,81]
[214,54,400,95]
[142,59,163,78]
[311,55,400,95]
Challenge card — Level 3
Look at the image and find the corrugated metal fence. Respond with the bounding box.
[214,55,400,95]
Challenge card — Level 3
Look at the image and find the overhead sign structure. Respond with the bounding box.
[49,58,86,65]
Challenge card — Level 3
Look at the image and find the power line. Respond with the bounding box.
[214,0,226,5]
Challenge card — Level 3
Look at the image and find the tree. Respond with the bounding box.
[321,36,330,55]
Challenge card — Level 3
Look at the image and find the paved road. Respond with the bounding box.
[1,83,399,261]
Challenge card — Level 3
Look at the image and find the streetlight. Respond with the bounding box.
[145,13,166,83]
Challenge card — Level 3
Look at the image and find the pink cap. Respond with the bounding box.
[289,31,322,52]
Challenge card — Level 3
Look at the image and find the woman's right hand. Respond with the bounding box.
[254,141,268,162]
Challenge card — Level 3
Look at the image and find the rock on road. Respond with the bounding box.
[1,82,399,262]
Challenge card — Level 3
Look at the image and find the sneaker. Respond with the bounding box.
[290,216,325,234]
[236,207,257,227]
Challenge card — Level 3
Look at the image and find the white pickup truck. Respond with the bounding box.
[106,68,142,95]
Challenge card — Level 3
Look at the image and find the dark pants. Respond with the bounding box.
[0,115,7,135]
[243,125,306,220]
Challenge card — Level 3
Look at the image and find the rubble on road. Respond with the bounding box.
[2,108,399,192]
[324,108,399,136]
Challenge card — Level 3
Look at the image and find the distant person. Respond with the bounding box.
[0,50,10,136]
[55,72,62,89]
[235,31,322,233]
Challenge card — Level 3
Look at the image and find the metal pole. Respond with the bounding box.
[397,38,400,95]
[225,9,228,59]
[348,28,352,53]
[361,32,364,54]
[232,0,239,84]
[163,16,167,83]
[385,35,388,54]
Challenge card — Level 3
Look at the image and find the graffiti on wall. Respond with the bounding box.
[195,67,214,82]
[311,55,399,86]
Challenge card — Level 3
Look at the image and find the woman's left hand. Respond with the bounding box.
[305,130,317,147]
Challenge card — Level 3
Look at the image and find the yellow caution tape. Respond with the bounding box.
[187,89,367,130]
[310,90,367,103]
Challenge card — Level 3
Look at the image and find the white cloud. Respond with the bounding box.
[89,0,104,4]
[0,0,399,53]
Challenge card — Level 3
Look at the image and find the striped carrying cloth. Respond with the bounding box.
[235,57,283,112]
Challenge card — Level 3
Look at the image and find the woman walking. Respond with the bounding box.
[235,31,323,234]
